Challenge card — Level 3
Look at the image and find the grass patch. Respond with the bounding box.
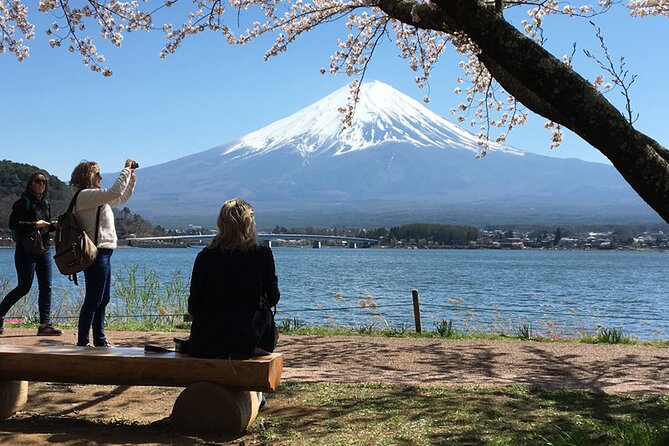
[248,383,669,445]
[278,322,455,339]
[105,320,190,331]
[577,326,635,345]
[274,322,669,347]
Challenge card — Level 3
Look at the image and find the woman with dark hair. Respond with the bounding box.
[0,172,62,336]
[187,198,280,359]
[70,159,136,347]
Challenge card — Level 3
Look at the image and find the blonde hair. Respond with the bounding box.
[70,161,99,190]
[209,198,258,252]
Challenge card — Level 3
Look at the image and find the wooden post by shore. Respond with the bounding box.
[412,289,422,333]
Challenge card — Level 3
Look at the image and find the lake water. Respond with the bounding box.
[1,247,668,340]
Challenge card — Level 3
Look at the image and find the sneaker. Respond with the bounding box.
[37,324,62,336]
[94,341,114,348]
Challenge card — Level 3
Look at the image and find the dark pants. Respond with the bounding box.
[0,245,52,324]
[77,249,113,346]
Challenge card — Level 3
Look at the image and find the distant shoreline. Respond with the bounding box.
[0,244,666,253]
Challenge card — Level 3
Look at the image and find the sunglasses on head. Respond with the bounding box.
[34,179,47,185]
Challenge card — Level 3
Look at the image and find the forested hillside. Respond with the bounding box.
[388,224,479,246]
[0,160,165,238]
[0,160,71,233]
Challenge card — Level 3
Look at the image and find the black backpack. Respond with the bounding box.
[53,189,100,285]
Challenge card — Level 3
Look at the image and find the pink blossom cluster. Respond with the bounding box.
[41,1,156,76]
[521,0,608,41]
[0,0,34,60]
[544,120,564,149]
[592,74,613,91]
[628,0,669,16]
[0,0,652,149]
[443,36,529,154]
[450,0,617,150]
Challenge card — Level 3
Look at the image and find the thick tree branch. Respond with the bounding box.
[377,0,459,33]
[377,0,669,223]
[477,53,566,124]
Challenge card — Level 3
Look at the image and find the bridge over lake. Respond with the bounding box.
[127,233,378,248]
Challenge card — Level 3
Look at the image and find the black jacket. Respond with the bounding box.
[187,245,280,358]
[8,193,55,248]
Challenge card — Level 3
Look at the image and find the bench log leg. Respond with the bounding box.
[0,380,28,420]
[170,382,260,435]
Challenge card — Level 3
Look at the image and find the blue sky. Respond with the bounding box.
[1,4,667,181]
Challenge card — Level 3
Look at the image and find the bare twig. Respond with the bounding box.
[583,21,638,124]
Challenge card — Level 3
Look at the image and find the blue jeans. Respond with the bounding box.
[78,249,113,346]
[0,245,53,324]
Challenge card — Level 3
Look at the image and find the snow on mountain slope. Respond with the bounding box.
[221,81,524,159]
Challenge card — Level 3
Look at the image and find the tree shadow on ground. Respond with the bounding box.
[265,383,669,445]
[3,383,667,445]
[280,335,669,394]
[0,416,244,445]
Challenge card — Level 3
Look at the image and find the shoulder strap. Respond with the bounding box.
[67,189,84,213]
[94,206,101,246]
[24,195,30,210]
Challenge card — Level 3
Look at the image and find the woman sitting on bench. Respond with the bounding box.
[185,198,280,359]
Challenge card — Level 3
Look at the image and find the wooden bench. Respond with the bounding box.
[0,344,283,434]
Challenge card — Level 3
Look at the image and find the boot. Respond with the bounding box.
[37,323,63,336]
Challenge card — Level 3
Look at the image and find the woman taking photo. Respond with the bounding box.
[70,159,136,347]
[0,172,62,336]
[187,198,280,359]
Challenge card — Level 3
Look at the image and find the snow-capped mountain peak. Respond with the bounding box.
[222,81,523,159]
[125,81,651,226]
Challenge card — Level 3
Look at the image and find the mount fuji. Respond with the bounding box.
[123,81,657,228]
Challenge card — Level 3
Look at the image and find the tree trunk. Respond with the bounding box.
[378,0,669,223]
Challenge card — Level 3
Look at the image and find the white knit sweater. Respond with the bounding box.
[74,168,135,250]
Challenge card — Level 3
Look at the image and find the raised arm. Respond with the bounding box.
[76,167,133,209]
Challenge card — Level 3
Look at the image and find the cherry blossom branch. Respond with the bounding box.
[629,0,669,16]
[338,20,388,127]
[479,78,495,156]
[55,0,111,75]
[0,0,34,60]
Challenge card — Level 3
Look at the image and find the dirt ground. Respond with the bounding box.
[0,328,668,445]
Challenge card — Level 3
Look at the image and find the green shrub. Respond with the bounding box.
[518,323,533,340]
[435,319,455,337]
[357,322,377,334]
[279,317,304,332]
[597,326,628,344]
